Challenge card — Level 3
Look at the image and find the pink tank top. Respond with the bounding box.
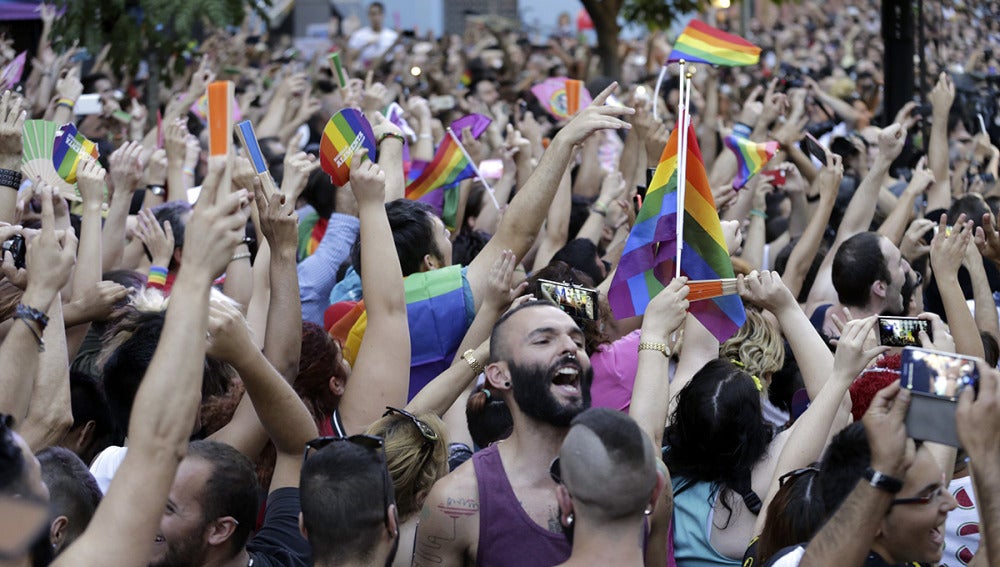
[472,444,571,566]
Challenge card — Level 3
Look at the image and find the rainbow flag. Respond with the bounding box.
[724,134,778,189]
[405,130,473,200]
[52,123,98,184]
[297,211,328,261]
[667,21,761,67]
[608,123,745,342]
[319,109,377,187]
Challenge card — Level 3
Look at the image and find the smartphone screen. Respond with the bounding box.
[900,347,979,400]
[538,279,599,321]
[877,317,930,347]
[801,133,828,166]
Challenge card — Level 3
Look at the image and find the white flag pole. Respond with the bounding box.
[652,64,667,122]
[446,127,500,210]
[674,62,689,280]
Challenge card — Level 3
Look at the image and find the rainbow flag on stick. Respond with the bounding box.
[405,129,475,200]
[667,21,761,67]
[608,123,745,342]
[724,134,778,189]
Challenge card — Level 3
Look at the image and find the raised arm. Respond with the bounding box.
[629,277,690,448]
[782,155,841,299]
[927,73,955,205]
[963,239,1000,339]
[54,156,248,567]
[466,83,633,309]
[338,151,410,435]
[930,215,986,358]
[531,156,574,271]
[878,166,933,246]
[68,158,107,355]
[0,91,26,224]
[20,297,72,452]
[102,142,145,272]
[956,363,1000,567]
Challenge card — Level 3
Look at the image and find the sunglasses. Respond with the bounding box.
[303,435,394,520]
[550,457,562,484]
[383,406,439,443]
[778,466,820,487]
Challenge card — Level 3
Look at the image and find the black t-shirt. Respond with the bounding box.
[247,487,311,567]
[763,544,921,567]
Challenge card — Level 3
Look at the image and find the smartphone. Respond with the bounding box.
[762,169,787,187]
[801,133,828,166]
[538,279,599,321]
[75,93,102,115]
[877,317,930,347]
[2,235,26,269]
[428,94,456,112]
[900,346,980,447]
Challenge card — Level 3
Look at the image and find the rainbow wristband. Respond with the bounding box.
[56,97,76,109]
[147,266,168,288]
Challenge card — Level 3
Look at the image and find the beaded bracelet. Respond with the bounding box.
[377,132,405,146]
[14,304,49,352]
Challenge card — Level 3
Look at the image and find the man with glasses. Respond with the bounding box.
[549,408,666,567]
[413,301,593,566]
[300,435,399,567]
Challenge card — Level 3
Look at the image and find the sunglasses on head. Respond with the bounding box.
[303,435,394,520]
[778,465,821,487]
[383,406,439,443]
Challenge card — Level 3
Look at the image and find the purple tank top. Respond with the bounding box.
[472,444,571,567]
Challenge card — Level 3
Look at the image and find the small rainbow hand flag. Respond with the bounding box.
[724,134,778,189]
[52,123,98,184]
[405,131,472,200]
[608,123,745,342]
[319,109,377,187]
[667,20,761,67]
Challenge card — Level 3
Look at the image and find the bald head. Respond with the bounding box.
[559,408,657,520]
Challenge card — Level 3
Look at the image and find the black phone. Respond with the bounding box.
[538,279,599,321]
[801,133,828,166]
[900,347,980,447]
[2,235,25,269]
[877,317,930,347]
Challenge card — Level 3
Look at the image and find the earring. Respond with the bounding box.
[566,513,574,525]
[504,382,510,387]
[644,505,653,516]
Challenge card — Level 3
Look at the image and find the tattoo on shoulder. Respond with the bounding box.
[547,511,564,534]
[440,497,479,517]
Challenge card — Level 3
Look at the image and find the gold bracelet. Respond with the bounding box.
[462,349,485,375]
[230,252,252,263]
[638,341,671,358]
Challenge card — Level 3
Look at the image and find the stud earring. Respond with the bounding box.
[504,381,510,387]
[566,513,574,525]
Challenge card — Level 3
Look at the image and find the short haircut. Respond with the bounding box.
[489,300,566,362]
[832,232,890,308]
[948,194,990,228]
[560,408,656,520]
[369,1,385,12]
[551,239,604,288]
[37,448,102,546]
[300,441,390,564]
[352,200,442,277]
[68,372,114,446]
[185,441,259,554]
[152,201,191,270]
[0,415,28,495]
[818,422,871,512]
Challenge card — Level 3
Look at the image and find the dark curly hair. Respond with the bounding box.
[524,261,610,354]
[664,358,776,525]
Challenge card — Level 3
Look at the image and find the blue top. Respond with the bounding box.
[672,478,741,567]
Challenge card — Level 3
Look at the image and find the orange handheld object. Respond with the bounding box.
[686,279,738,302]
[566,79,582,116]
[207,81,234,157]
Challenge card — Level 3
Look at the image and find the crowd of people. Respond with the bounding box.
[1,0,1000,566]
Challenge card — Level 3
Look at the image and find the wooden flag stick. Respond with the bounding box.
[207,80,235,196]
[686,279,739,302]
[234,120,277,200]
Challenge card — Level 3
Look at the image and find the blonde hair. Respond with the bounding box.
[719,307,785,385]
[365,411,449,519]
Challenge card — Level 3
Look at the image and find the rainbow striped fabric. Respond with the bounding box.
[667,20,761,67]
[724,134,778,189]
[405,131,473,200]
[319,109,377,187]
[52,123,98,184]
[297,211,328,262]
[608,123,745,342]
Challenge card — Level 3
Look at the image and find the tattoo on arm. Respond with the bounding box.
[413,500,479,566]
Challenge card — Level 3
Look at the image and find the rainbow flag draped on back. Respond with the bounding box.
[405,132,473,200]
[608,123,745,342]
[667,21,761,67]
[724,134,778,189]
[296,211,328,261]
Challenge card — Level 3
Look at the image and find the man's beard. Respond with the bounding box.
[884,271,914,316]
[508,356,592,428]
[148,524,208,567]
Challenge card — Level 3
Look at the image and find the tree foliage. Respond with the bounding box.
[621,0,704,31]
[51,0,265,83]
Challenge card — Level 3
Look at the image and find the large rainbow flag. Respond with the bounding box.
[667,20,761,67]
[724,134,778,189]
[608,123,745,342]
[405,131,473,200]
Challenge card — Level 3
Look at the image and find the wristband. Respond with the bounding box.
[750,209,767,219]
[863,467,904,494]
[590,201,608,216]
[230,252,252,263]
[418,134,433,140]
[638,341,671,358]
[462,349,485,375]
[377,132,405,146]
[14,304,49,352]
[0,168,22,189]
[147,266,168,288]
[733,122,752,138]
[805,193,821,203]
[56,97,76,109]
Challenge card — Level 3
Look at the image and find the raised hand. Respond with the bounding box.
[349,148,386,204]
[876,123,906,163]
[0,90,25,168]
[554,83,634,148]
[832,316,889,380]
[69,281,130,323]
[482,249,527,312]
[253,181,298,255]
[280,149,319,201]
[76,158,107,206]
[108,141,145,196]
[916,311,955,353]
[206,298,255,364]
[863,381,914,478]
[931,213,974,280]
[975,213,1000,265]
[134,208,175,267]
[24,185,77,300]
[181,156,251,281]
[144,149,168,187]
[641,277,690,343]
[928,72,955,115]
[736,270,796,314]
[899,218,935,261]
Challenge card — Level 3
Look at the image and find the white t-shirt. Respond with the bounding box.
[941,475,980,567]
[89,445,128,494]
[347,27,398,67]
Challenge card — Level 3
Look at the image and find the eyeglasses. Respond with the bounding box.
[383,406,439,443]
[891,476,947,507]
[303,435,394,520]
[778,466,821,487]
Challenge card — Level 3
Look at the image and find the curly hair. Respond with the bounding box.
[524,261,610,354]
[365,411,449,519]
[719,307,785,388]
